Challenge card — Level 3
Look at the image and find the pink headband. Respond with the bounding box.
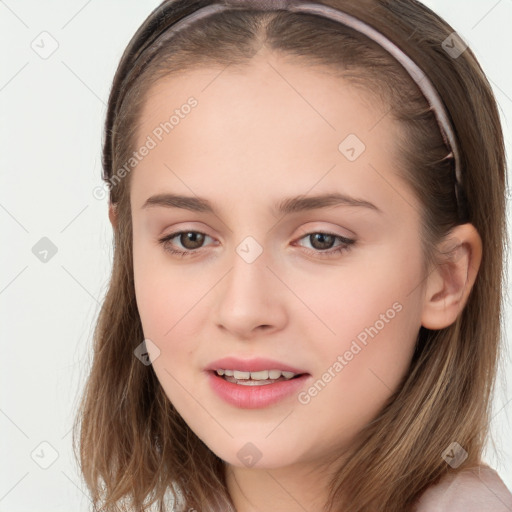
[140,0,465,216]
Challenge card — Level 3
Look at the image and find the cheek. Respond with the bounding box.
[292,241,422,350]
[296,249,423,437]
[134,267,203,351]
[133,237,197,356]
[133,255,206,414]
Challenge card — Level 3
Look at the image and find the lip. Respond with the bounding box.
[205,356,307,374]
[206,371,311,409]
[204,356,311,409]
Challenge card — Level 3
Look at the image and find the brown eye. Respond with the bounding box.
[178,231,206,250]
[295,231,355,259]
[308,233,336,250]
[158,230,213,257]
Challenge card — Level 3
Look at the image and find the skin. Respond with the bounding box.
[111,52,482,511]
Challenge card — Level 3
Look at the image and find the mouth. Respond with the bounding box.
[211,368,306,386]
[204,357,311,407]
[205,358,312,408]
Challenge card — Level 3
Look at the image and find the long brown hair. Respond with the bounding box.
[73,1,507,510]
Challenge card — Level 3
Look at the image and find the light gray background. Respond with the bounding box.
[1,1,511,510]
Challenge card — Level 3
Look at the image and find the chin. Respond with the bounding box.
[202,436,307,470]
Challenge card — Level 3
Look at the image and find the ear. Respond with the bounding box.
[108,201,117,229]
[421,224,482,330]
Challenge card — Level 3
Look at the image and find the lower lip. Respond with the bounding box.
[206,371,310,409]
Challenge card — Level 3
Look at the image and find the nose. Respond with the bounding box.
[213,244,288,340]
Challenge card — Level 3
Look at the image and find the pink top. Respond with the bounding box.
[414,465,512,511]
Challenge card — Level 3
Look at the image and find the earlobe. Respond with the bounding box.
[108,201,117,229]
[421,224,482,330]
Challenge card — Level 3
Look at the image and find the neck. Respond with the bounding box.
[224,458,343,512]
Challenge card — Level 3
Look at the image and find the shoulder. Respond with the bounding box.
[413,464,512,512]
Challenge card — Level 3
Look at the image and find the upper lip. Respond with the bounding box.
[205,356,308,374]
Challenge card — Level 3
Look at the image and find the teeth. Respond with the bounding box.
[268,369,281,379]
[250,370,269,380]
[215,368,298,380]
[233,370,250,379]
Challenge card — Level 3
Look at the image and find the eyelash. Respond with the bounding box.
[157,230,355,259]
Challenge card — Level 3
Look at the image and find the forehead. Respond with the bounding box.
[137,55,388,144]
[130,56,414,219]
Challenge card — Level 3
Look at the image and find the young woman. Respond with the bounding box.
[74,1,512,510]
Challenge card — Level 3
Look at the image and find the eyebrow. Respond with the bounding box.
[141,192,382,215]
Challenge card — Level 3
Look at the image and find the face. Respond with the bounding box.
[129,54,427,472]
